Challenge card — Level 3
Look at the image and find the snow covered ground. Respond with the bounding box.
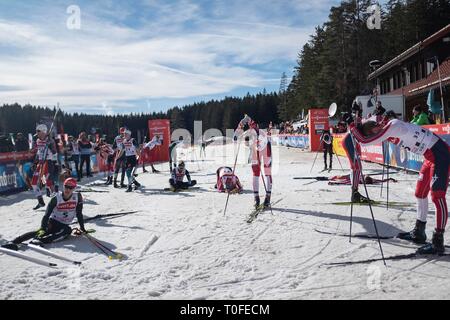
[1,142,450,300]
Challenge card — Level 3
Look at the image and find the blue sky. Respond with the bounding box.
[0,0,344,114]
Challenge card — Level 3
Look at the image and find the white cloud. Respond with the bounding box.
[0,0,329,112]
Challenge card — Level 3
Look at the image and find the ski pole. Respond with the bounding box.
[349,132,386,266]
[223,136,242,217]
[332,144,345,171]
[380,142,386,197]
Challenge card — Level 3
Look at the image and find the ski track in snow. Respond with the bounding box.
[1,144,450,299]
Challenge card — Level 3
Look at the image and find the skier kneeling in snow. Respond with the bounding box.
[351,119,450,254]
[2,178,93,250]
[169,161,197,191]
[215,166,243,194]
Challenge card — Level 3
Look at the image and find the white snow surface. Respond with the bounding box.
[1,143,449,300]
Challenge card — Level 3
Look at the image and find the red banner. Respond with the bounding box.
[0,151,35,164]
[308,108,330,152]
[145,119,170,164]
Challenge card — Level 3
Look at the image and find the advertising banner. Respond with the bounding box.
[147,119,170,163]
[308,109,329,152]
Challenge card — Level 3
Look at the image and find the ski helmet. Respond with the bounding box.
[178,161,185,169]
[63,177,77,189]
[36,124,48,134]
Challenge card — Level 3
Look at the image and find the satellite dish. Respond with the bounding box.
[328,103,338,117]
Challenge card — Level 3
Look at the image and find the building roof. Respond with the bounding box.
[368,24,450,80]
[388,58,450,97]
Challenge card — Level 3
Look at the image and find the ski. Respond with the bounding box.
[326,252,450,266]
[25,243,82,265]
[314,228,394,240]
[314,228,450,248]
[247,204,265,223]
[293,176,329,181]
[247,199,283,223]
[330,200,413,207]
[76,188,109,193]
[0,247,57,268]
[78,211,140,224]
[163,187,200,192]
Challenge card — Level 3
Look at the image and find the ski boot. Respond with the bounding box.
[152,168,160,174]
[1,242,19,251]
[263,196,271,209]
[417,229,445,255]
[120,183,127,188]
[106,176,113,185]
[33,196,46,210]
[133,180,141,190]
[125,185,133,193]
[254,197,261,210]
[351,190,374,204]
[397,220,427,244]
[113,179,120,188]
[46,188,51,198]
[143,168,149,173]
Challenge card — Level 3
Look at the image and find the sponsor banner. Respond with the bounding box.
[332,133,346,157]
[148,119,170,163]
[0,151,35,163]
[276,135,309,149]
[0,160,32,194]
[330,123,450,172]
[308,109,329,152]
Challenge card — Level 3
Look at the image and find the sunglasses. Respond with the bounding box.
[64,185,75,190]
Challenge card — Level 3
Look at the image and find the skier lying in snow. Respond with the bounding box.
[169,161,197,191]
[215,166,243,194]
[351,119,450,255]
[327,174,397,185]
[2,178,93,251]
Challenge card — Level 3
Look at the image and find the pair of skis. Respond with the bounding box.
[0,242,81,268]
[315,229,450,265]
[246,198,283,223]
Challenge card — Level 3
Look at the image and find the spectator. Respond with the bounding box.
[410,105,430,126]
[374,101,386,116]
[0,135,14,153]
[78,132,93,179]
[14,133,30,152]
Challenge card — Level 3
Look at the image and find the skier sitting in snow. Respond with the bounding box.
[169,161,197,191]
[2,178,93,250]
[351,119,450,255]
[215,166,243,194]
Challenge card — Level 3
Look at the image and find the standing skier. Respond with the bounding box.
[169,161,197,191]
[351,119,450,254]
[31,124,57,210]
[234,114,273,209]
[169,136,184,171]
[113,127,127,188]
[142,135,162,173]
[120,130,142,192]
[2,178,92,250]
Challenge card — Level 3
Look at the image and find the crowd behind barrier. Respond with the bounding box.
[0,147,161,195]
[274,123,450,173]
